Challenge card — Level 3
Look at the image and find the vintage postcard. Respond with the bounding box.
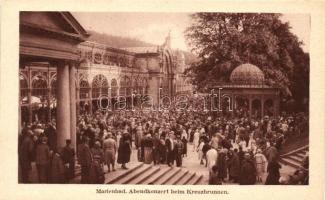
[0,0,324,200]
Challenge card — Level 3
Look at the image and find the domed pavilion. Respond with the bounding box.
[209,63,280,119]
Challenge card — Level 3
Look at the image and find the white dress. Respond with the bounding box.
[197,142,205,160]
[206,148,218,170]
[193,131,200,151]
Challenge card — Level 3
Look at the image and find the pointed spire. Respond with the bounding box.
[163,30,171,48]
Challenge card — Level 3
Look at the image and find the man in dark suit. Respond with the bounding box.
[77,137,92,183]
[165,132,175,167]
[174,134,184,167]
[61,139,75,181]
[19,129,34,183]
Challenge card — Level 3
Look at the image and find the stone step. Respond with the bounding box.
[287,155,304,163]
[176,172,196,185]
[143,167,173,185]
[164,170,189,185]
[106,163,144,184]
[186,173,203,185]
[280,145,308,157]
[114,164,152,184]
[128,166,161,184]
[153,167,182,185]
[195,174,208,185]
[280,157,302,169]
[295,153,306,159]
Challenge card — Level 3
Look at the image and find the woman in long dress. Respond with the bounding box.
[197,139,205,165]
[117,132,132,169]
[142,134,154,164]
[193,129,200,152]
[135,124,143,148]
[265,158,281,185]
[254,149,267,182]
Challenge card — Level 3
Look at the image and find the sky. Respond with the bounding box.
[72,12,310,52]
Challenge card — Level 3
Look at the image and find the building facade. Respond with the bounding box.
[19,27,193,125]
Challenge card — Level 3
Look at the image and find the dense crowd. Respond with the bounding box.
[18,107,309,185]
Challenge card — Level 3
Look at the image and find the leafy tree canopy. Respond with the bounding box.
[185,13,309,105]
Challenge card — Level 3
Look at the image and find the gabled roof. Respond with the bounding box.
[20,11,89,42]
[20,12,90,61]
[60,12,90,38]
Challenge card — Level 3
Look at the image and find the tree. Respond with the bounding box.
[185,13,309,110]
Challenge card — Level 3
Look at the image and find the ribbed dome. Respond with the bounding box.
[230,63,265,85]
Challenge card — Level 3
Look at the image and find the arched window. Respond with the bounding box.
[119,76,131,97]
[31,75,47,98]
[79,79,90,99]
[133,78,139,94]
[92,74,109,99]
[111,79,118,97]
[162,77,168,96]
[138,78,146,95]
[144,79,149,95]
[50,77,57,98]
[19,73,28,100]
[125,76,132,96]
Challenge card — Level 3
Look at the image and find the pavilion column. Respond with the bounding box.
[47,88,51,122]
[261,97,265,118]
[69,62,77,150]
[274,98,280,117]
[89,88,93,115]
[28,88,32,124]
[56,61,71,149]
[76,88,80,115]
[231,93,235,117]
[248,96,252,119]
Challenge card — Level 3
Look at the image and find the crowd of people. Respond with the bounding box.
[18,106,309,185]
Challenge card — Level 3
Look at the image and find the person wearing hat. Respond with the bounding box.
[265,156,281,185]
[77,137,92,183]
[165,132,176,167]
[141,133,154,164]
[44,122,57,151]
[117,132,132,169]
[216,148,228,182]
[19,129,34,183]
[239,152,256,185]
[89,141,105,184]
[152,132,161,165]
[35,136,50,183]
[103,132,117,172]
[192,129,200,152]
[174,134,184,167]
[254,148,267,182]
[209,164,222,185]
[61,139,75,180]
[228,149,240,183]
[50,148,66,183]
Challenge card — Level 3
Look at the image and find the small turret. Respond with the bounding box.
[162,31,171,49]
